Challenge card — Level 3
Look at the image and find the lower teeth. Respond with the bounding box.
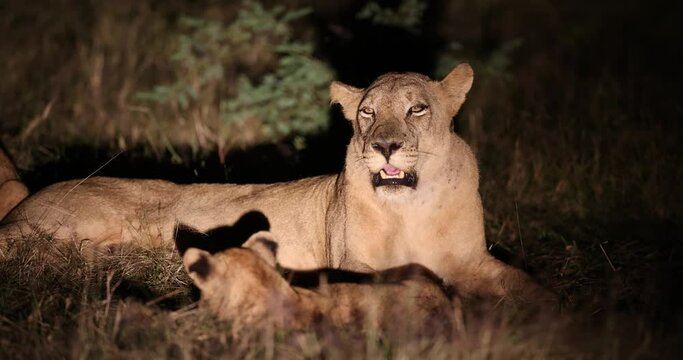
[379,169,405,179]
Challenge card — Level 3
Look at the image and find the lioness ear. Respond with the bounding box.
[243,231,278,268]
[183,248,214,285]
[440,63,474,117]
[330,81,364,121]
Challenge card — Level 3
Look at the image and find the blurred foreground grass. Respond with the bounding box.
[0,234,675,359]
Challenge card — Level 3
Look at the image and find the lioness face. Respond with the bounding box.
[357,74,429,192]
[331,64,473,199]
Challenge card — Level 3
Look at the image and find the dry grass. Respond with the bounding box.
[0,234,665,359]
[1,230,676,359]
[0,0,329,169]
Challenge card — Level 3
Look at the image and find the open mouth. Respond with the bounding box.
[371,165,417,188]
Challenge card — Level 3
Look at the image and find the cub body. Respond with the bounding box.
[182,233,461,336]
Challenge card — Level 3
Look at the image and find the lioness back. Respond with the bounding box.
[1,175,335,269]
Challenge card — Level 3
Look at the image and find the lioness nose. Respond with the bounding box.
[371,140,403,161]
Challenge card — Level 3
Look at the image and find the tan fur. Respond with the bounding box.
[0,148,29,219]
[0,64,555,305]
[183,232,461,336]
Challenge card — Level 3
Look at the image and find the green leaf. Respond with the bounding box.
[281,8,313,23]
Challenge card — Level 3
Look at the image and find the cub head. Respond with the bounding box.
[182,232,297,327]
[331,64,473,199]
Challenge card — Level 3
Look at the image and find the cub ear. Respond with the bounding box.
[330,81,364,121]
[243,231,278,268]
[174,223,206,257]
[183,248,214,285]
[439,63,474,117]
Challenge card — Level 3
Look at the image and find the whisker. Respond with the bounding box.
[416,150,436,157]
[57,150,124,205]
[32,150,125,238]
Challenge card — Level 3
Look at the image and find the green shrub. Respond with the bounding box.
[356,0,427,33]
[136,1,334,149]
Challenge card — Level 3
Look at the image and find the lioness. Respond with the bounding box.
[0,64,554,305]
[182,231,461,336]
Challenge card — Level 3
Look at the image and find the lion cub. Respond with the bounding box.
[182,231,462,336]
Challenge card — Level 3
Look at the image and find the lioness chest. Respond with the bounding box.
[340,197,462,271]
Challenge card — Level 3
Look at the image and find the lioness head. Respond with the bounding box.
[331,64,473,199]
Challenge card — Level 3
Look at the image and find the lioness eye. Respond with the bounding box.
[409,104,428,116]
[359,107,374,118]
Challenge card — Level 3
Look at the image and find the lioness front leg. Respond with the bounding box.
[459,255,558,310]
